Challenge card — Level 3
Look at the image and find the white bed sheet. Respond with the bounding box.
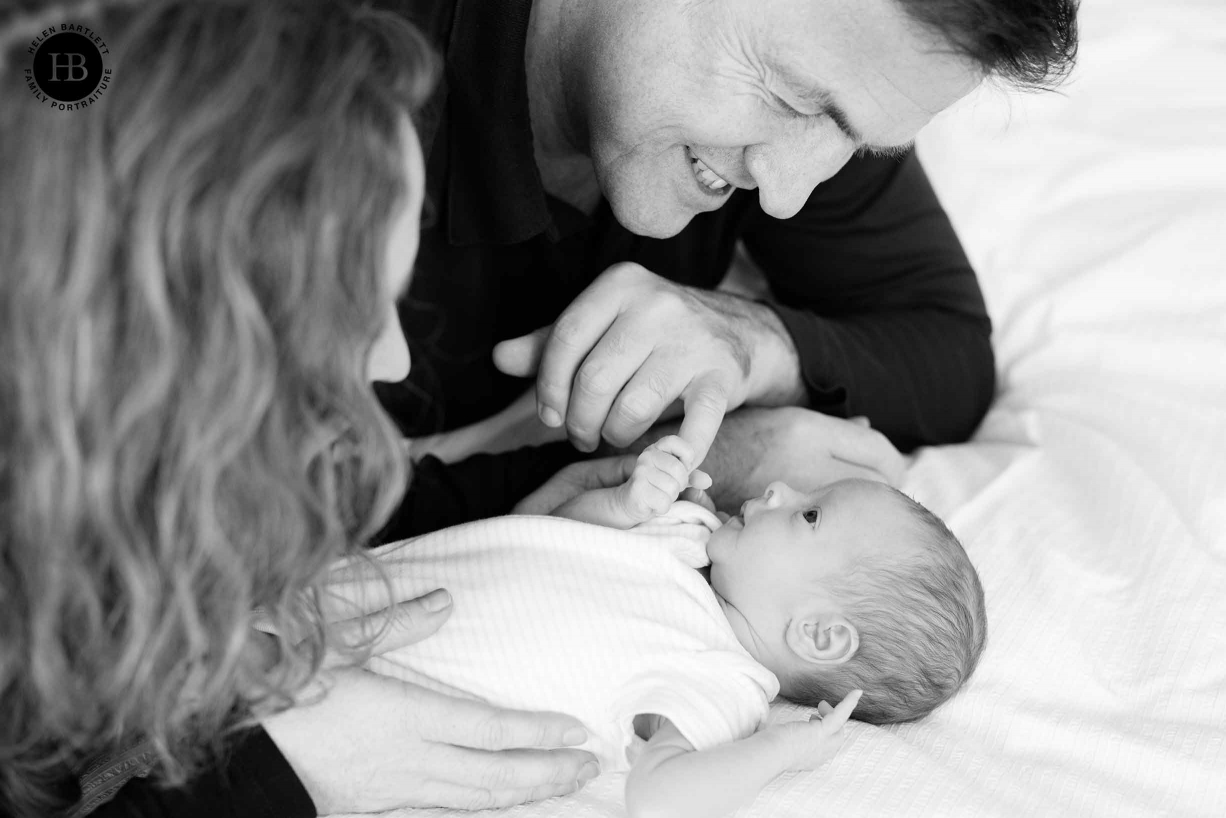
[337,0,1226,815]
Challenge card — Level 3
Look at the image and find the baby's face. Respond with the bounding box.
[707,479,921,669]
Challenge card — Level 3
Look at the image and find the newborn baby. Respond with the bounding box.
[555,435,987,725]
[328,436,985,818]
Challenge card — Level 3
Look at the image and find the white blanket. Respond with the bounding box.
[335,0,1226,814]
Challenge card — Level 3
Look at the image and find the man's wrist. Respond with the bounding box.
[742,301,807,407]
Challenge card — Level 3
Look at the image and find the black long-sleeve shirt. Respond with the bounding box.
[373,0,994,454]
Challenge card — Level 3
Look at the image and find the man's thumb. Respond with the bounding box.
[493,325,552,377]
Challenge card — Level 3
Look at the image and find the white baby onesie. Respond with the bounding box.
[323,502,780,772]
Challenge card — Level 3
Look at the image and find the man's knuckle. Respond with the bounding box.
[575,361,617,398]
[650,290,687,318]
[604,328,633,357]
[606,261,645,284]
[617,394,657,427]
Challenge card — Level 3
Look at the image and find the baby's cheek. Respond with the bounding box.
[705,528,733,564]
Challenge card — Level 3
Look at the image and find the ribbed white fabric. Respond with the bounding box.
[325,502,778,772]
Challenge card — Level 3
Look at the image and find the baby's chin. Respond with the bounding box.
[705,522,739,567]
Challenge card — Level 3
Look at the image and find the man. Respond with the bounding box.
[375,0,1078,518]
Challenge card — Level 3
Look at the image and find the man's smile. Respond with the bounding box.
[686,146,735,196]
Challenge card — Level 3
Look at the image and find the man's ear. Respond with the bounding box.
[786,612,859,666]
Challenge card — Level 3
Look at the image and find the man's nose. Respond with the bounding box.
[744,122,855,220]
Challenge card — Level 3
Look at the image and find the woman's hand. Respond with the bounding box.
[260,594,599,814]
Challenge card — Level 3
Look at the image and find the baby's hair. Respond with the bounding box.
[786,489,987,724]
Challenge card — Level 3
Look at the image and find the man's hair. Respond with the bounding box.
[786,491,987,724]
[0,1,436,815]
[896,0,1080,90]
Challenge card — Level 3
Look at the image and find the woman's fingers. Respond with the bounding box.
[262,669,598,814]
[424,694,592,751]
[326,590,454,663]
[419,768,599,812]
[425,744,600,807]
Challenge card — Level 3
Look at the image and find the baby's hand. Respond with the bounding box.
[617,435,713,522]
[770,689,862,770]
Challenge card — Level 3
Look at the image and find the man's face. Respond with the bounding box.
[575,0,982,238]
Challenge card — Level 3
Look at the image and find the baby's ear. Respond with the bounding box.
[786,613,859,666]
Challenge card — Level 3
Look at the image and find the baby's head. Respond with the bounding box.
[706,479,985,723]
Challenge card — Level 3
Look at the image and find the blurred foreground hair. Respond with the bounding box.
[0,1,435,814]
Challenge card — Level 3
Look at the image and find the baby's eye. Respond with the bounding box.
[802,507,821,527]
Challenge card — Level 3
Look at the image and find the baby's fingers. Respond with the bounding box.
[652,434,697,470]
[637,447,690,497]
[776,718,847,770]
[815,689,863,736]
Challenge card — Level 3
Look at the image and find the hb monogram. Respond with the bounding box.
[47,52,89,82]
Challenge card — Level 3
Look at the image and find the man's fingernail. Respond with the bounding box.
[577,762,599,783]
[562,727,587,745]
[422,589,451,612]
[540,406,562,427]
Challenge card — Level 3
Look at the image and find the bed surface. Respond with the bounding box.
[338,0,1226,815]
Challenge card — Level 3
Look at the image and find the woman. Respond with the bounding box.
[0,2,595,816]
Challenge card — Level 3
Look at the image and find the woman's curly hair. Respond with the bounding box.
[0,1,437,814]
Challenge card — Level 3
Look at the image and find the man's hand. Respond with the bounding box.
[493,263,804,467]
[260,594,598,813]
[647,407,907,512]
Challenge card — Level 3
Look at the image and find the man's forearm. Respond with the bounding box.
[769,305,995,450]
[741,299,809,407]
[687,288,808,408]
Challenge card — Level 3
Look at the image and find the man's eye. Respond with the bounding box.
[802,507,821,526]
[773,95,809,120]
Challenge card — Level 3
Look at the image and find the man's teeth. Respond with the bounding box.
[691,155,730,190]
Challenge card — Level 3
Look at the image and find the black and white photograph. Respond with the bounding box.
[2,0,1222,816]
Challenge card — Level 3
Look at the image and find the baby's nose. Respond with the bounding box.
[763,481,796,507]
